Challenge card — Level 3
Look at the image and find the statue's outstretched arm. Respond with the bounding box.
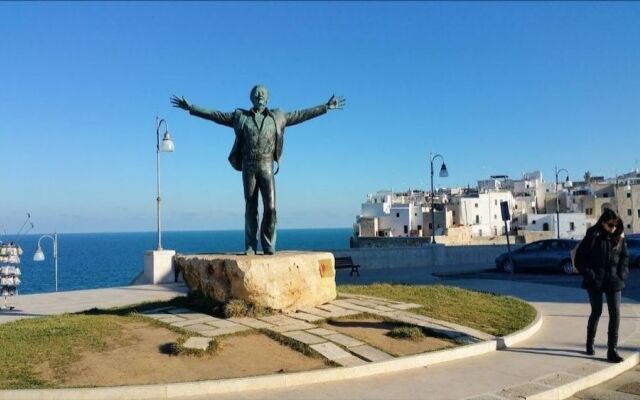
[285,95,346,127]
[170,94,234,127]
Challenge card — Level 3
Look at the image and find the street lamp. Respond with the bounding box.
[156,117,174,251]
[33,233,58,292]
[554,165,572,239]
[430,152,448,244]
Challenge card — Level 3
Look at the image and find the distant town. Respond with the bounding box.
[354,169,640,246]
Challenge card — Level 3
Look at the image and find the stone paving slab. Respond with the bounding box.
[206,319,241,329]
[344,299,382,307]
[388,302,423,310]
[267,322,316,333]
[179,312,217,320]
[259,315,302,326]
[155,315,187,324]
[227,317,274,329]
[281,330,327,345]
[334,355,369,367]
[307,327,338,337]
[325,333,365,348]
[329,299,382,314]
[348,344,393,362]
[142,313,175,320]
[171,317,219,327]
[182,336,213,351]
[199,325,251,337]
[289,311,324,322]
[299,307,335,318]
[574,387,640,400]
[183,323,216,333]
[316,303,360,316]
[310,342,354,361]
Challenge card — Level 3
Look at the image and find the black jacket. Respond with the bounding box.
[575,225,629,292]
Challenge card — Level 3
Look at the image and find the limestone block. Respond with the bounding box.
[175,251,337,312]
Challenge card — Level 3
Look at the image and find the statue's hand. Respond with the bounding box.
[170,94,191,111]
[326,94,346,110]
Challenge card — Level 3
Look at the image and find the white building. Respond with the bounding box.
[455,190,514,237]
[526,213,593,239]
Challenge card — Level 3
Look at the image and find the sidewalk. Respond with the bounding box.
[0,283,188,324]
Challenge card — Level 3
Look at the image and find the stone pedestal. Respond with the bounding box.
[143,250,176,284]
[174,251,336,312]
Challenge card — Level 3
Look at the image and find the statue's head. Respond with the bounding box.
[250,85,269,111]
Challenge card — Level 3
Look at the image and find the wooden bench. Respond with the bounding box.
[334,256,360,277]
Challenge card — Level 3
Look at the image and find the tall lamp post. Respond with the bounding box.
[554,165,571,240]
[625,181,633,233]
[429,152,448,244]
[33,233,58,292]
[156,117,175,250]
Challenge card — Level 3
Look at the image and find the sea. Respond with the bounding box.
[3,228,352,295]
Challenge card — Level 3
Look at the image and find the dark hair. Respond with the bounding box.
[598,208,624,246]
[597,208,618,225]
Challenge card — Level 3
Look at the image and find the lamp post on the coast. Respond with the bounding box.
[430,152,448,244]
[156,117,175,250]
[554,165,571,240]
[33,232,58,292]
[141,117,177,285]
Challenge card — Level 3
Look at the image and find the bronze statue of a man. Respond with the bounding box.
[171,86,345,255]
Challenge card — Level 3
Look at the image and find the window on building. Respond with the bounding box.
[475,215,480,224]
[396,213,400,218]
[475,203,478,208]
[452,211,456,216]
[628,224,632,229]
[494,214,497,220]
[570,222,575,231]
[532,220,536,224]
[603,193,609,198]
[414,213,417,216]
[428,223,432,229]
[628,209,633,216]
[404,225,408,234]
[531,207,536,213]
[494,200,498,206]
[638,209,640,218]
[514,204,518,209]
[417,225,422,230]
[628,193,632,198]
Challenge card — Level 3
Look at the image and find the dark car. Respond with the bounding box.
[627,238,640,269]
[495,239,579,275]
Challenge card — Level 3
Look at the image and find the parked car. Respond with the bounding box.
[495,239,579,275]
[627,238,640,269]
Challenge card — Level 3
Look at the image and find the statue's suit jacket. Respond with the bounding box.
[188,104,328,171]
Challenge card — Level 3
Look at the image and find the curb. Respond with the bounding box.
[0,304,544,400]
[528,352,640,400]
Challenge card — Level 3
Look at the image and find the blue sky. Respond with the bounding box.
[1,2,639,234]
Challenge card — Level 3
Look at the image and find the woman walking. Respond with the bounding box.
[575,208,629,362]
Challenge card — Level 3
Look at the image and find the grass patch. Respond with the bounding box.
[0,314,124,389]
[338,284,536,337]
[224,299,273,318]
[387,326,424,340]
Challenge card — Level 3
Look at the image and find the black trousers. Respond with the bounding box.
[587,289,621,348]
[242,160,276,253]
